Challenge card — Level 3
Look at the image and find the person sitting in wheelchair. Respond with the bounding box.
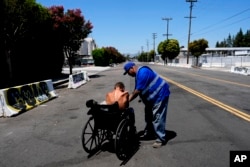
[105,82,136,132]
[106,82,129,110]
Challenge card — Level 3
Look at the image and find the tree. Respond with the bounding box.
[157,41,167,62]
[0,1,93,88]
[216,28,250,47]
[189,38,208,66]
[92,47,125,66]
[215,41,220,47]
[157,39,180,64]
[0,0,51,87]
[48,6,93,74]
[137,52,148,62]
[92,48,106,66]
[226,34,233,47]
[103,46,124,65]
[245,30,250,47]
[233,28,244,47]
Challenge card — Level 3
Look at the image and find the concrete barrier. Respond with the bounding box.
[230,66,250,76]
[0,79,58,117]
[68,71,90,89]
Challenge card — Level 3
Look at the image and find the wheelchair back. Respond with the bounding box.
[86,99,126,131]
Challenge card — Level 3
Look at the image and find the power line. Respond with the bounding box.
[194,17,250,37]
[193,8,250,37]
[178,7,249,48]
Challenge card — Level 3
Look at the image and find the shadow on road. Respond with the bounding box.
[137,129,177,143]
[86,139,141,165]
[165,130,177,144]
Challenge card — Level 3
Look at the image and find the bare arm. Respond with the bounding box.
[118,91,129,110]
[105,93,113,105]
[129,89,140,102]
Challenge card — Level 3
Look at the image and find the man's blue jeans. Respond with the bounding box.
[145,96,169,143]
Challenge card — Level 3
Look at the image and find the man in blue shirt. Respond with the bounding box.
[123,62,170,148]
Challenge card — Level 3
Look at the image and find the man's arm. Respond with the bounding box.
[129,89,140,102]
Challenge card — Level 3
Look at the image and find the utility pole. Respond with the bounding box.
[146,39,149,62]
[162,17,172,40]
[185,0,197,64]
[152,33,157,62]
[141,46,144,62]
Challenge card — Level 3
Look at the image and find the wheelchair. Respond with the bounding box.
[81,99,138,160]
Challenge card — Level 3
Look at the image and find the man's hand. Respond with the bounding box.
[129,89,140,102]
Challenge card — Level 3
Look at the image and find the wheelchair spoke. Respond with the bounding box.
[82,117,102,153]
[115,119,130,160]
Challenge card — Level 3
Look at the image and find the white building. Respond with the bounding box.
[77,37,97,59]
[180,47,250,56]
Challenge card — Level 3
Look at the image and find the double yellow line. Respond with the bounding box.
[161,76,250,122]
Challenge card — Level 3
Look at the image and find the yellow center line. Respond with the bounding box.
[188,73,250,88]
[166,68,250,88]
[161,76,250,122]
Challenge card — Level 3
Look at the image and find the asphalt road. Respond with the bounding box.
[0,63,249,167]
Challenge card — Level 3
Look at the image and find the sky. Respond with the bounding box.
[36,0,250,55]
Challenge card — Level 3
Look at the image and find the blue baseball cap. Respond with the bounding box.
[123,62,135,75]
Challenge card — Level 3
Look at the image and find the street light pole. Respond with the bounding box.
[185,0,197,64]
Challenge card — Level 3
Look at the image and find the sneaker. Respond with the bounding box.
[152,141,163,148]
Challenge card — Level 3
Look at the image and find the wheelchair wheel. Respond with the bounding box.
[81,116,104,153]
[114,119,130,160]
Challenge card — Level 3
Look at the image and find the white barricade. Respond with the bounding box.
[0,79,58,117]
[68,71,90,89]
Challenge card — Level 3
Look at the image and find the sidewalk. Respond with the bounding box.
[200,66,232,72]
[61,66,111,76]
[53,66,111,87]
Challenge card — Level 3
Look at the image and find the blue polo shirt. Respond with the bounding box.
[135,66,170,105]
